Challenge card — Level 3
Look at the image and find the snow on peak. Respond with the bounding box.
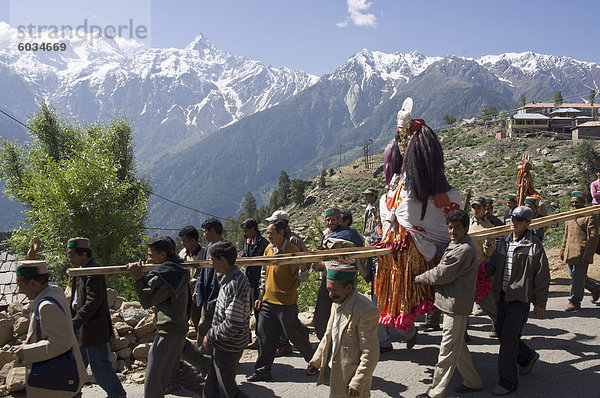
[476,51,598,74]
[184,33,218,53]
[333,48,441,82]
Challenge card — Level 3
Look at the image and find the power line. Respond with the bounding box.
[0,106,227,221]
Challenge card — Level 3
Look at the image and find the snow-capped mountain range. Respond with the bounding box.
[0,24,318,159]
[1,20,599,154]
[1,21,600,228]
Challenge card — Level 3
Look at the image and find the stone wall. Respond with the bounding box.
[0,287,177,394]
[0,252,26,310]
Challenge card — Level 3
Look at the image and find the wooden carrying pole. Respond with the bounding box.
[67,246,393,277]
[470,204,600,241]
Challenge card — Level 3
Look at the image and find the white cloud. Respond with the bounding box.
[0,22,17,50]
[338,0,377,28]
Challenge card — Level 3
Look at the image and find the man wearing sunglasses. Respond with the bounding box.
[560,191,600,311]
[486,206,550,396]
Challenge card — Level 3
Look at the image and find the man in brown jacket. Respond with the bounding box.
[560,191,600,311]
[308,265,379,398]
[415,210,482,398]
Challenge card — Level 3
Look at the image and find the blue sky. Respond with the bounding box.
[1,0,599,75]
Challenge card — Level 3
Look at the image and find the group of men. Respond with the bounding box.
[12,179,600,398]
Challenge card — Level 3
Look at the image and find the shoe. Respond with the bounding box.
[275,345,293,357]
[247,340,259,350]
[519,351,540,375]
[455,384,483,393]
[565,300,581,311]
[164,384,182,394]
[379,345,393,354]
[492,385,515,395]
[422,324,441,332]
[247,371,273,382]
[591,288,600,303]
[406,331,418,349]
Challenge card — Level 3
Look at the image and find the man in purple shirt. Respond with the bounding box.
[590,169,600,205]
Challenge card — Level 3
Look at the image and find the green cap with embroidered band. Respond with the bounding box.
[571,191,584,198]
[67,237,90,249]
[16,260,48,276]
[326,265,358,281]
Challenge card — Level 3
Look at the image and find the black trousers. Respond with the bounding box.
[496,294,536,390]
[203,347,247,398]
[313,270,332,340]
[255,301,314,373]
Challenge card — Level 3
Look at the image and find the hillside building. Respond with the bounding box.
[508,102,600,138]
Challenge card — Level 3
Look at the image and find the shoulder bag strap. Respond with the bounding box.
[35,296,65,342]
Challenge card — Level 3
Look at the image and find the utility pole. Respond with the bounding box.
[339,144,342,168]
[363,138,373,169]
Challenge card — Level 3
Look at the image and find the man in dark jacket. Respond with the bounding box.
[66,237,126,398]
[194,218,224,350]
[241,218,269,333]
[128,236,204,398]
[486,206,550,396]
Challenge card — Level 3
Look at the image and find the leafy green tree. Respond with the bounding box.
[328,168,335,177]
[554,90,563,107]
[574,140,600,200]
[290,179,308,205]
[442,114,457,126]
[482,106,498,121]
[520,94,526,107]
[241,192,257,219]
[0,103,148,285]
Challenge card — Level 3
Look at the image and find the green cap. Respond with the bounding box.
[323,208,340,218]
[524,197,538,205]
[571,191,584,198]
[67,237,90,249]
[506,194,516,200]
[326,266,358,281]
[16,260,48,276]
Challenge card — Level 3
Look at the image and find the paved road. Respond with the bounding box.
[80,291,600,398]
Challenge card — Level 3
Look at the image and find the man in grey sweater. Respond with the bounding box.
[202,241,251,398]
[415,210,483,398]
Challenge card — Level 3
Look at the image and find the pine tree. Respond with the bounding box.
[278,171,291,205]
[241,192,257,219]
[319,170,327,188]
